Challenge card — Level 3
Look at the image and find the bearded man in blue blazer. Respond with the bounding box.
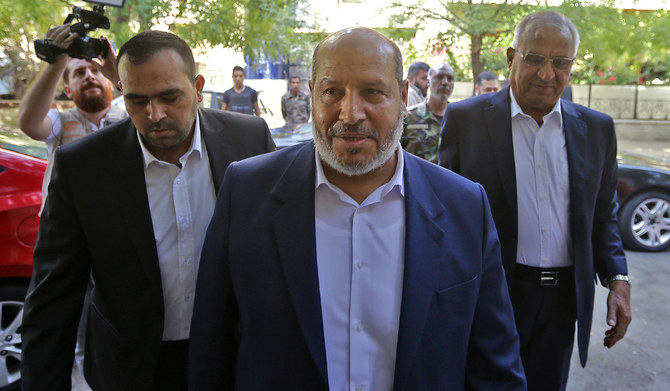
[189,27,526,390]
[439,11,631,391]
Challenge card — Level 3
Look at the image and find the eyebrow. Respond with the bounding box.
[123,88,183,100]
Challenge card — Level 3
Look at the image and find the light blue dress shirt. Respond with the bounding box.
[510,89,573,267]
[138,114,216,340]
[314,146,405,391]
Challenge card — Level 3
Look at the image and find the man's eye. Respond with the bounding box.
[323,88,336,95]
[129,99,148,106]
[162,95,179,102]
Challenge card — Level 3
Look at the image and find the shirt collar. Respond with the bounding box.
[138,112,203,170]
[314,142,405,203]
[509,87,563,126]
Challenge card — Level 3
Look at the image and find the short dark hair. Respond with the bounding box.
[289,75,300,82]
[233,66,245,75]
[407,61,430,78]
[117,31,196,82]
[476,71,498,86]
[311,27,403,93]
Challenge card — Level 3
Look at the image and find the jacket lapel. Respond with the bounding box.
[486,88,518,215]
[394,152,447,390]
[199,109,228,191]
[270,143,329,383]
[111,121,164,312]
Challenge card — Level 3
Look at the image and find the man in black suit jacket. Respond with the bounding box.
[439,11,631,391]
[21,31,274,391]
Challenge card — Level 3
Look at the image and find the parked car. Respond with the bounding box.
[270,122,313,149]
[617,153,670,252]
[0,129,46,390]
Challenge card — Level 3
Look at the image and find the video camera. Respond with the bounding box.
[34,0,126,64]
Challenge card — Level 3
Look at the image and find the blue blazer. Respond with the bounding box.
[189,141,526,390]
[439,87,628,366]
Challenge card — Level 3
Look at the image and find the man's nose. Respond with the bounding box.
[537,61,556,81]
[147,100,167,123]
[339,92,365,125]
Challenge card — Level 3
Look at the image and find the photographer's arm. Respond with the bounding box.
[18,24,77,140]
[97,36,119,88]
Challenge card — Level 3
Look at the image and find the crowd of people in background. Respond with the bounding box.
[17,9,631,391]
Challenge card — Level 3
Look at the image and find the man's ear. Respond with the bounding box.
[402,79,409,116]
[506,47,515,69]
[195,75,205,102]
[63,84,73,99]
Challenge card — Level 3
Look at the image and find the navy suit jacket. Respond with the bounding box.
[438,87,628,366]
[22,108,275,391]
[189,141,526,390]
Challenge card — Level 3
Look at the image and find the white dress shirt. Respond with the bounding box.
[510,89,573,267]
[138,114,216,340]
[314,146,405,391]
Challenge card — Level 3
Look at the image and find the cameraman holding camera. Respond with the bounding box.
[17,22,126,389]
[18,22,127,204]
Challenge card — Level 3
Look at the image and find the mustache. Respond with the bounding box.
[81,80,103,90]
[327,122,379,139]
[146,119,179,132]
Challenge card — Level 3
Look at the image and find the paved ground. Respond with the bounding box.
[567,249,670,391]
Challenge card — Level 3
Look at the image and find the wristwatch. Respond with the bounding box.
[605,274,630,288]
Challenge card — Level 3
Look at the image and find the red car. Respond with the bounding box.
[0,133,46,390]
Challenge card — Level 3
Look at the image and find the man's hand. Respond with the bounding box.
[46,23,78,53]
[604,280,631,348]
[97,36,119,87]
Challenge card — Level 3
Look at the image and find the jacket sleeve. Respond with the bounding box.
[593,116,627,283]
[189,163,240,390]
[466,185,527,390]
[21,149,91,391]
[438,103,461,172]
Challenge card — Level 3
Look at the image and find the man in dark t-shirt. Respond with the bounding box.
[221,66,261,116]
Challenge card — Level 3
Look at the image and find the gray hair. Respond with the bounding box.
[512,11,580,57]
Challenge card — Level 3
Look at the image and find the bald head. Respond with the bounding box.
[311,27,404,93]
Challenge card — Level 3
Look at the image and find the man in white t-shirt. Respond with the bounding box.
[18,23,127,204]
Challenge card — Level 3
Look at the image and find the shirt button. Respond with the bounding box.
[356,261,364,270]
[541,228,548,233]
[540,196,547,201]
[537,163,543,168]
[356,385,364,391]
[356,323,363,332]
[185,295,190,301]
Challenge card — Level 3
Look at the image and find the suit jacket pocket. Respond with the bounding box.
[85,302,129,390]
[435,274,479,324]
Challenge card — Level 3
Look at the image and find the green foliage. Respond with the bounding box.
[559,1,670,85]
[386,0,670,85]
[386,0,535,81]
[0,0,66,97]
[1,0,315,97]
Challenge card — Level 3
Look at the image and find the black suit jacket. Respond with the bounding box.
[438,87,628,366]
[21,108,275,391]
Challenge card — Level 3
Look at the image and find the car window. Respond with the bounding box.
[0,128,47,160]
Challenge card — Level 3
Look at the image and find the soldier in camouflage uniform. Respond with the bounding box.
[402,62,454,163]
[281,76,311,125]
